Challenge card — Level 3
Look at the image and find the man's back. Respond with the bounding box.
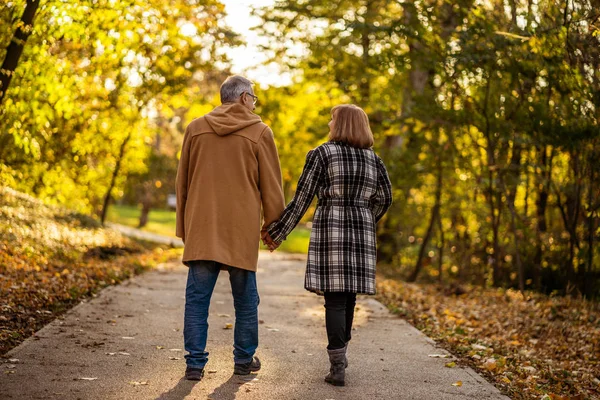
[175,102,284,271]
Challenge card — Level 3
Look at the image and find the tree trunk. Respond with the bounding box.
[358,0,375,106]
[481,73,502,287]
[554,157,582,292]
[585,163,594,297]
[534,145,552,291]
[437,210,444,284]
[408,156,443,282]
[138,202,151,228]
[0,0,40,105]
[100,132,132,225]
[505,140,524,291]
[508,0,518,30]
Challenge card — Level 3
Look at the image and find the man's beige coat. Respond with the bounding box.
[175,103,285,271]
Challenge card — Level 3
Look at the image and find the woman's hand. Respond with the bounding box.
[261,229,279,252]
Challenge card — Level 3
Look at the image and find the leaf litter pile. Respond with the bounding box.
[0,187,182,355]
[376,278,600,399]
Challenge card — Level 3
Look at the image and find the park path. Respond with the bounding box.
[1,252,510,400]
[106,222,184,248]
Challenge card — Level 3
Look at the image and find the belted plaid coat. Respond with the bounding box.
[267,141,393,295]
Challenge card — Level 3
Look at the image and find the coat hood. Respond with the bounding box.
[204,103,262,136]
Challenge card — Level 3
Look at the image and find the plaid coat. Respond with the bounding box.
[267,141,392,294]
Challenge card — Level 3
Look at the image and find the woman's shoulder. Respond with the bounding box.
[314,141,380,159]
[315,140,371,152]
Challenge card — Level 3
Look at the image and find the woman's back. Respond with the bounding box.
[265,103,393,388]
[316,141,380,203]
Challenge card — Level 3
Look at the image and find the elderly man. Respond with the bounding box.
[176,75,284,381]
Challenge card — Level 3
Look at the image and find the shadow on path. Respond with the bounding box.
[155,377,197,400]
[207,373,257,400]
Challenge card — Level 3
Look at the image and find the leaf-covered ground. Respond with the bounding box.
[0,187,182,355]
[376,278,600,400]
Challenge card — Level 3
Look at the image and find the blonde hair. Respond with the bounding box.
[328,104,374,149]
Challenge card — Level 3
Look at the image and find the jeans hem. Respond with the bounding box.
[186,362,207,369]
[234,356,254,364]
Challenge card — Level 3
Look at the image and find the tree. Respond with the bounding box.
[0,0,40,105]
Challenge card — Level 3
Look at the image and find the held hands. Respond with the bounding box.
[261,229,279,252]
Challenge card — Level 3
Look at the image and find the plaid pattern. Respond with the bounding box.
[267,141,392,294]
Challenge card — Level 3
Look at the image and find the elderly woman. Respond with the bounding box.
[264,104,393,386]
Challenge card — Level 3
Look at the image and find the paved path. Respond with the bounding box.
[107,222,184,248]
[1,252,509,399]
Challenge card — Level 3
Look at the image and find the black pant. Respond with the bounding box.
[324,292,357,350]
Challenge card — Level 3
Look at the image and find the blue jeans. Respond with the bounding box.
[184,260,259,368]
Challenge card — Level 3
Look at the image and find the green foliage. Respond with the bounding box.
[0,0,236,215]
[255,0,600,297]
[2,0,599,298]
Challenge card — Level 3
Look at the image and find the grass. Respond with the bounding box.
[108,204,312,254]
[107,204,177,237]
[263,225,311,254]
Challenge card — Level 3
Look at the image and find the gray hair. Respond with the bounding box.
[220,75,254,103]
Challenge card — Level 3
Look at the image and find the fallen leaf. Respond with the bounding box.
[118,352,130,356]
[501,376,511,384]
[218,314,231,318]
[122,337,135,340]
[224,323,233,330]
[445,362,456,368]
[156,346,164,350]
[129,381,149,386]
[428,354,451,358]
[169,357,180,360]
[548,394,583,400]
[484,358,497,372]
[77,377,98,381]
[169,349,182,352]
[452,381,463,387]
[268,328,279,332]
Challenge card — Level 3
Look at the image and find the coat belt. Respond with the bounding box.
[318,198,370,208]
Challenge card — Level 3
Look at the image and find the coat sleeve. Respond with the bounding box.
[267,149,323,244]
[257,127,285,228]
[370,156,393,223]
[175,126,191,241]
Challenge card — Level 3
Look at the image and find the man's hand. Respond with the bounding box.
[261,229,279,252]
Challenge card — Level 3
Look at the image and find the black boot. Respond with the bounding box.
[344,342,349,368]
[329,343,348,373]
[324,347,346,386]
